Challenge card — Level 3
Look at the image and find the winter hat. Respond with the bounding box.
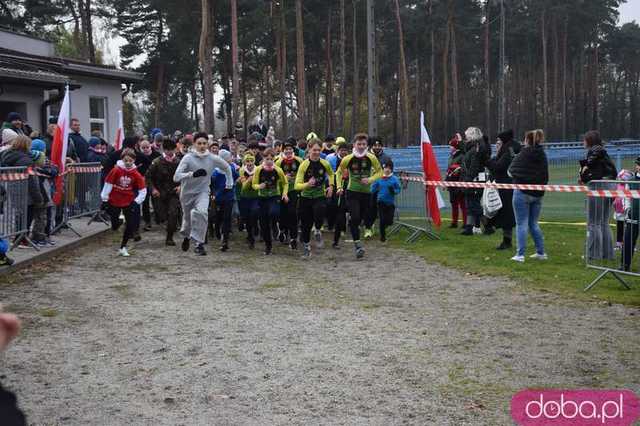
[306,132,318,141]
[497,129,514,144]
[6,112,22,122]
[283,139,296,149]
[243,153,255,163]
[88,136,102,147]
[335,136,346,146]
[324,133,336,142]
[30,138,46,153]
[2,128,18,145]
[123,136,138,149]
[30,150,45,165]
[219,149,232,162]
[150,128,162,138]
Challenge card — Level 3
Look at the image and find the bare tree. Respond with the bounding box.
[325,7,334,134]
[199,0,215,133]
[393,0,409,145]
[231,0,240,133]
[339,0,347,135]
[351,0,359,137]
[295,0,307,134]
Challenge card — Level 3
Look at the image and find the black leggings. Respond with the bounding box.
[280,191,299,240]
[299,197,326,244]
[378,202,395,240]
[259,197,280,249]
[108,203,140,248]
[346,190,370,242]
[215,199,233,241]
[333,192,348,244]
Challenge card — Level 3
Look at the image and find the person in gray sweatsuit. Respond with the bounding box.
[173,132,233,256]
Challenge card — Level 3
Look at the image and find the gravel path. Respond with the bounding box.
[1,229,639,425]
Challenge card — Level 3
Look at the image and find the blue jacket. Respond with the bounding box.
[212,165,240,202]
[370,175,401,205]
[69,132,89,163]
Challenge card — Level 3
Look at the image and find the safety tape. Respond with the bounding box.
[398,176,640,199]
[0,166,102,182]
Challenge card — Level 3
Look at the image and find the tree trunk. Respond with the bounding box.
[441,6,450,137]
[351,0,359,137]
[541,7,548,133]
[295,0,307,134]
[393,0,409,146]
[449,0,460,134]
[325,8,334,134]
[339,0,347,135]
[83,0,96,62]
[279,0,288,136]
[154,62,165,128]
[428,0,435,133]
[231,0,240,133]
[199,0,215,133]
[484,0,491,138]
[561,15,568,140]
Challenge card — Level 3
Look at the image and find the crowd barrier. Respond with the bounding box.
[0,166,36,250]
[390,172,439,242]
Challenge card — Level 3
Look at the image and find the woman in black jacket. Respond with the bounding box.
[580,130,617,261]
[487,129,520,250]
[461,127,490,235]
[508,130,549,263]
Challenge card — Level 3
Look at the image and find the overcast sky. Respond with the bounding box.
[620,1,640,24]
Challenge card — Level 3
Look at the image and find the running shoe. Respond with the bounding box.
[194,243,207,256]
[278,231,286,243]
[0,254,15,266]
[264,246,272,256]
[45,239,56,246]
[181,238,190,252]
[511,255,525,263]
[363,228,374,239]
[289,240,298,250]
[472,226,482,235]
[301,243,311,259]
[143,223,152,232]
[529,253,548,260]
[33,240,48,248]
[332,242,340,250]
[166,238,176,247]
[17,241,31,249]
[314,230,324,248]
[354,241,365,259]
[133,233,142,242]
[220,240,229,252]
[118,247,130,257]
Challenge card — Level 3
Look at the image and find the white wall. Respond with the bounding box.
[0,84,44,133]
[0,31,54,57]
[69,77,123,143]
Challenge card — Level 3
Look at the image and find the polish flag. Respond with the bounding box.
[114,110,124,150]
[420,112,445,227]
[51,86,70,205]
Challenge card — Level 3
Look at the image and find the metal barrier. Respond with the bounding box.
[0,166,38,250]
[53,162,106,236]
[389,171,438,242]
[584,179,640,291]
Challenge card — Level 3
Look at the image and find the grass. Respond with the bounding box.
[392,222,640,306]
[38,307,59,317]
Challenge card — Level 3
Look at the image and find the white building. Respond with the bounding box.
[0,29,142,142]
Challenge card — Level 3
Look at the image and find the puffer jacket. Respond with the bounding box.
[508,145,549,197]
[579,145,617,184]
[0,149,43,205]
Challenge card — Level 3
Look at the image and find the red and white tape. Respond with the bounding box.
[1,165,102,182]
[399,176,640,199]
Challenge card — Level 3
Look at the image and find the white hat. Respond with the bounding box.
[1,128,18,145]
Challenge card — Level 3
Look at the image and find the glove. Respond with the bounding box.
[193,169,207,178]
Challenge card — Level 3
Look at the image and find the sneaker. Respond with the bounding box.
[380,236,387,243]
[511,255,525,263]
[181,238,190,252]
[0,254,15,266]
[496,240,512,251]
[332,242,340,250]
[247,238,255,250]
[483,226,495,235]
[472,227,482,235]
[118,247,130,257]
[220,241,229,252]
[45,239,56,246]
[301,243,311,259]
[17,241,31,249]
[33,240,48,248]
[289,240,298,250]
[354,241,365,259]
[278,231,286,243]
[529,253,548,260]
[364,228,374,239]
[314,230,324,248]
[133,233,142,242]
[194,243,207,256]
[615,242,623,251]
[166,238,176,247]
[460,227,473,236]
[143,223,152,232]
[264,246,272,256]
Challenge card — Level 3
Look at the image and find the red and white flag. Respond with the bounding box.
[114,110,124,150]
[420,112,445,227]
[51,86,70,205]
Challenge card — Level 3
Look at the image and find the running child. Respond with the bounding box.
[211,150,240,252]
[370,160,401,242]
[275,140,304,249]
[335,133,382,259]
[101,148,147,256]
[252,148,289,255]
[294,139,335,258]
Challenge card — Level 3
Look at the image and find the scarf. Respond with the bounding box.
[353,147,368,159]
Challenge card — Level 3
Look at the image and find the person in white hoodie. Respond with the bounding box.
[173,132,233,256]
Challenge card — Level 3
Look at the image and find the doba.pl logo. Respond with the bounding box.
[511,390,640,425]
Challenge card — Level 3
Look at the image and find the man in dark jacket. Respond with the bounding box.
[487,129,521,249]
[69,119,89,163]
[102,136,141,176]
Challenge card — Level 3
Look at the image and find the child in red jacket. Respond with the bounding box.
[101,148,147,256]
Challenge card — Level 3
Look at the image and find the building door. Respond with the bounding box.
[0,101,28,125]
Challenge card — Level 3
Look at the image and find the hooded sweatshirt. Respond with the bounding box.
[101,160,147,207]
[371,174,401,205]
[173,151,233,196]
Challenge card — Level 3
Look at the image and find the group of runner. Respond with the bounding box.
[101,131,401,259]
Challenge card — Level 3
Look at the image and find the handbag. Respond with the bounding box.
[482,181,502,218]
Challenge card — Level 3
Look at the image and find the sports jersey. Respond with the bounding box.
[275,156,303,194]
[294,158,334,199]
[239,166,259,198]
[335,151,382,193]
[104,161,146,207]
[252,165,288,198]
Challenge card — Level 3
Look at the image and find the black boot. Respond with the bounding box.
[496,237,512,250]
[220,239,229,252]
[460,225,473,236]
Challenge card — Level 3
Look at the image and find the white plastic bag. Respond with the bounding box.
[482,182,502,218]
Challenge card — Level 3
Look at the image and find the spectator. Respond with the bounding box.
[486,129,520,250]
[580,130,617,261]
[508,129,549,263]
[102,136,141,176]
[43,123,77,161]
[91,130,113,154]
[0,186,15,265]
[445,134,466,228]
[0,128,18,153]
[622,158,640,271]
[29,140,57,247]
[460,127,490,236]
[69,118,89,162]
[1,113,26,144]
[0,135,43,248]
[86,137,108,163]
[249,119,268,137]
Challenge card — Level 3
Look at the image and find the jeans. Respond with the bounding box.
[512,190,545,257]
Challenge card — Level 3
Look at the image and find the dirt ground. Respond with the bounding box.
[0,228,639,425]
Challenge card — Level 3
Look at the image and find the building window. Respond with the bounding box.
[89,97,107,139]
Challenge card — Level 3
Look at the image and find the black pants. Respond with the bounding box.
[258,197,280,249]
[365,192,378,229]
[623,222,639,271]
[142,191,152,225]
[378,201,395,240]
[108,203,140,248]
[0,381,26,426]
[333,192,348,244]
[280,191,299,241]
[346,190,370,242]
[299,197,327,244]
[215,198,233,242]
[326,192,338,230]
[156,194,181,239]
